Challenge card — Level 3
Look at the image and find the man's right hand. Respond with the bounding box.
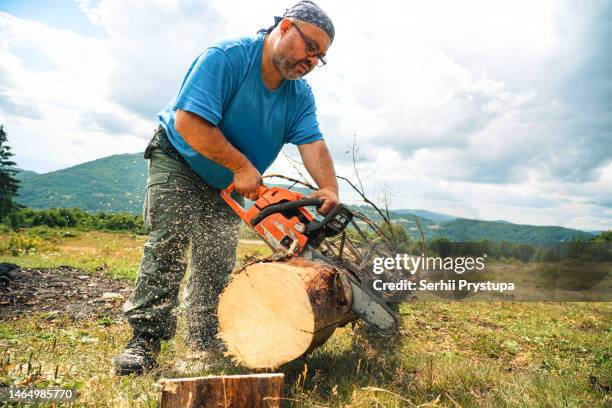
[233,163,262,201]
[175,110,262,200]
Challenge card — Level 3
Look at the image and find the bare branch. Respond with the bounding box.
[336,175,395,241]
[381,182,393,226]
[351,209,393,243]
[345,137,394,225]
[351,135,365,195]
[413,215,426,253]
[281,150,312,186]
[263,174,317,191]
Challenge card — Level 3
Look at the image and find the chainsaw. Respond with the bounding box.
[221,182,400,336]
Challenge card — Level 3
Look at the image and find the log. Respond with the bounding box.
[218,258,356,369]
[160,373,284,408]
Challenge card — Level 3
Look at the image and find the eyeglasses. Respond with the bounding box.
[290,21,327,67]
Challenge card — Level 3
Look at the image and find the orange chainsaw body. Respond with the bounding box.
[220,184,317,255]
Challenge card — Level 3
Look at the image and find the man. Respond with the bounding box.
[114,1,339,375]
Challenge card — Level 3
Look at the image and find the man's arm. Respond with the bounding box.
[298,140,339,215]
[175,109,261,200]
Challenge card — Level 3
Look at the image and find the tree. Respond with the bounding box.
[592,230,612,243]
[429,236,451,258]
[0,125,21,219]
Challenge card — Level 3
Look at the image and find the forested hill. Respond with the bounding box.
[16,153,147,213]
[350,206,594,243]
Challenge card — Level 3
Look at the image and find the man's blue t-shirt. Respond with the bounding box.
[158,32,324,189]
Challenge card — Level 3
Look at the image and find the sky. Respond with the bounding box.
[0,0,610,231]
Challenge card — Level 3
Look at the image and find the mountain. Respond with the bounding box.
[15,168,39,180]
[392,209,458,223]
[426,218,594,243]
[16,153,147,213]
[15,153,595,243]
[350,205,593,244]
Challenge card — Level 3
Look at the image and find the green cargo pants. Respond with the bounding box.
[122,128,242,349]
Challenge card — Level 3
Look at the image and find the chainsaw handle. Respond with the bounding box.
[223,182,268,199]
[250,198,324,226]
[220,183,268,220]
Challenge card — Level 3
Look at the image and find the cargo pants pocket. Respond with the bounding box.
[143,171,170,232]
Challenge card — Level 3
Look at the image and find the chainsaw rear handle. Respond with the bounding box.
[223,181,268,199]
[220,182,268,220]
[249,198,324,226]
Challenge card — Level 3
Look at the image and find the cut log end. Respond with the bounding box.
[218,258,355,369]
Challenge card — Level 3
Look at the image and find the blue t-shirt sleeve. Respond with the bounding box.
[286,86,324,145]
[174,47,233,126]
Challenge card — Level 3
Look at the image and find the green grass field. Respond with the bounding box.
[1,228,610,407]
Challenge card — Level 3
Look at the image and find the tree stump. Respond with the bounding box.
[218,258,356,369]
[160,373,284,408]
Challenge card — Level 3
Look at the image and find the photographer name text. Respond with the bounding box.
[372,279,515,293]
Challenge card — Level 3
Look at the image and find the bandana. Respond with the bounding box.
[257,1,335,43]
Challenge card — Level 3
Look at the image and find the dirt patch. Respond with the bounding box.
[0,265,133,322]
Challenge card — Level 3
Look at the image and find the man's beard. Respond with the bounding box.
[272,51,313,80]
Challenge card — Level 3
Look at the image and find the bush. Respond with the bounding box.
[1,207,146,234]
[0,233,56,256]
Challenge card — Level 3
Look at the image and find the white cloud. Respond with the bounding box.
[76,0,227,117]
[0,11,151,170]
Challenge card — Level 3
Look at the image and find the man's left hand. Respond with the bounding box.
[308,188,339,215]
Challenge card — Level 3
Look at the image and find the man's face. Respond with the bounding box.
[272,19,331,80]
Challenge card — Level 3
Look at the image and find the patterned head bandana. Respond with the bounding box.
[258,1,335,44]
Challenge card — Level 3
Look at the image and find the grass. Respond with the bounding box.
[1,228,610,407]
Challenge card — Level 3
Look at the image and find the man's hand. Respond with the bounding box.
[233,163,262,201]
[298,140,339,215]
[308,187,339,215]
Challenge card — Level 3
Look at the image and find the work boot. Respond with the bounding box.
[114,333,161,376]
